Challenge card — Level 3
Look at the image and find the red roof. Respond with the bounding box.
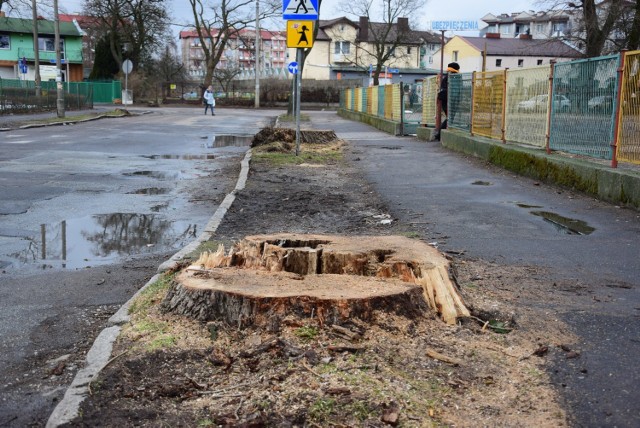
[180,28,285,40]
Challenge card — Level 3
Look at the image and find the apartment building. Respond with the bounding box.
[179,29,287,80]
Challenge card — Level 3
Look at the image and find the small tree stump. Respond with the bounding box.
[161,234,470,326]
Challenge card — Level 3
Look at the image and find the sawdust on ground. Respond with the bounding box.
[70,137,578,427]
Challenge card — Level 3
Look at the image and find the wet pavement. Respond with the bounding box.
[309,111,640,427]
[0,107,278,426]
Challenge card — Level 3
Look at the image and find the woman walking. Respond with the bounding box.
[203,86,216,116]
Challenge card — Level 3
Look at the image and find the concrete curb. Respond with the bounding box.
[337,108,402,136]
[0,109,149,132]
[46,148,253,427]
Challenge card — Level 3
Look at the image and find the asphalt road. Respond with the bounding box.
[0,107,277,426]
[310,111,640,428]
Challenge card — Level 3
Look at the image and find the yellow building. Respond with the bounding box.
[291,17,440,81]
[434,34,582,72]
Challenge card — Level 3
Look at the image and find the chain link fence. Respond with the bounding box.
[505,65,551,148]
[421,75,439,128]
[618,50,640,164]
[340,52,638,168]
[448,73,473,131]
[550,55,619,159]
[343,83,401,119]
[472,70,506,140]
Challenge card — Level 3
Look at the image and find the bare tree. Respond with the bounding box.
[544,0,638,56]
[213,60,243,93]
[188,0,279,88]
[0,0,53,17]
[628,0,640,49]
[83,0,169,71]
[340,0,424,85]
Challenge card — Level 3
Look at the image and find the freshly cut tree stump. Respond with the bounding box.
[161,234,470,326]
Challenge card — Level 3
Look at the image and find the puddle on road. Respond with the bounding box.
[517,203,543,209]
[127,187,170,195]
[472,180,493,186]
[5,213,197,270]
[531,211,595,235]
[142,154,216,160]
[204,134,253,148]
[124,170,182,180]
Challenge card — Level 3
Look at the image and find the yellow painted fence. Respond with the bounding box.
[472,70,506,140]
[617,50,640,165]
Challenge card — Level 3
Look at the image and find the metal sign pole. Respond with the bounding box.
[295,48,302,156]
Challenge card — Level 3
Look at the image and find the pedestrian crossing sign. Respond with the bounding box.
[287,20,314,48]
[283,0,318,20]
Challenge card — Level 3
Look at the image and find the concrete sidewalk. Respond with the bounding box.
[338,108,640,209]
[311,110,640,428]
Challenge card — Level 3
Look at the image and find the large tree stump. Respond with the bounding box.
[161,234,470,326]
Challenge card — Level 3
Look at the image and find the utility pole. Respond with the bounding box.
[54,0,65,118]
[31,0,41,97]
[254,0,260,108]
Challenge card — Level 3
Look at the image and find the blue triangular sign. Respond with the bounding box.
[283,0,318,20]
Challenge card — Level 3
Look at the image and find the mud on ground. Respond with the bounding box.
[70,138,579,427]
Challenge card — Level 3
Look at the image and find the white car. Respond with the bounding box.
[587,95,613,112]
[517,94,570,112]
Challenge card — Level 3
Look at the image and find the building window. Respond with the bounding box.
[495,58,502,67]
[553,22,566,33]
[536,24,544,33]
[334,41,350,54]
[501,24,510,34]
[452,50,458,61]
[0,34,9,49]
[518,59,524,67]
[407,47,412,54]
[429,56,433,64]
[38,37,64,53]
[537,59,543,65]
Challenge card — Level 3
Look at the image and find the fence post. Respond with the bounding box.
[501,68,508,143]
[545,60,556,154]
[611,51,627,169]
[470,71,476,136]
[400,82,405,136]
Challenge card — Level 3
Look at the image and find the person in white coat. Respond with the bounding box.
[203,85,216,116]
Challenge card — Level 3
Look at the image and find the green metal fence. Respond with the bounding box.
[448,72,473,131]
[92,81,122,104]
[0,78,95,114]
[550,55,619,159]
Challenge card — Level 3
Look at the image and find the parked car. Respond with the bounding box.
[517,94,570,112]
[182,91,199,100]
[587,95,613,113]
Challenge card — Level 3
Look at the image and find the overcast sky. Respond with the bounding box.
[62,0,544,34]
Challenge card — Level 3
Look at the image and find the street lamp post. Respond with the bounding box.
[31,0,42,97]
[53,0,65,118]
[255,0,260,108]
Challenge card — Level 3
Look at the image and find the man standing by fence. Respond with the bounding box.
[434,62,460,140]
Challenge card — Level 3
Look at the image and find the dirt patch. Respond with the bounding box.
[70,135,577,427]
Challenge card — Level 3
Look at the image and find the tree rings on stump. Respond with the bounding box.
[161,234,470,327]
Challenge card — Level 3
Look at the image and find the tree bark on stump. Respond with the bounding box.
[161,234,470,326]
